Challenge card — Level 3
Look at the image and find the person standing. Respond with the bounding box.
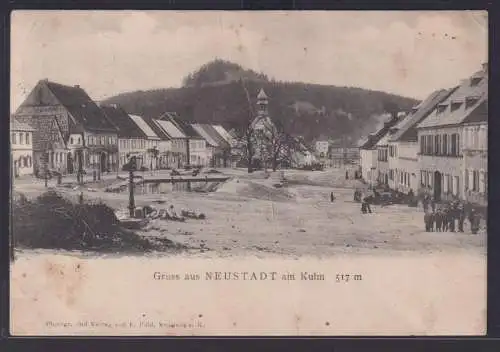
[448,204,456,232]
[470,208,481,234]
[330,191,335,203]
[430,197,436,212]
[457,203,466,232]
[435,208,443,232]
[345,170,349,180]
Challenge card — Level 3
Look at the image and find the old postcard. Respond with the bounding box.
[9,10,487,336]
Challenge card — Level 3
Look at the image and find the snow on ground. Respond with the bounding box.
[12,167,486,258]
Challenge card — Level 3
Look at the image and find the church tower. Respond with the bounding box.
[256,88,268,117]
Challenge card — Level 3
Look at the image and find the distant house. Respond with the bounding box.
[143,117,173,169]
[416,63,488,204]
[10,118,35,177]
[14,79,119,175]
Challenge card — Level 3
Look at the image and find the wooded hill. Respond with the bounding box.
[104,59,419,145]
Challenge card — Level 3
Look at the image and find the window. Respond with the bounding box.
[443,134,448,155]
[473,170,479,192]
[451,102,462,111]
[26,133,30,145]
[453,176,459,196]
[11,133,16,144]
[479,171,486,193]
[20,133,24,144]
[437,104,447,114]
[451,133,459,156]
[434,135,439,155]
[27,156,32,167]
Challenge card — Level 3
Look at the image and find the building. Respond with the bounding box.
[213,124,235,167]
[143,117,173,169]
[462,100,488,207]
[152,114,188,168]
[388,89,453,194]
[416,63,487,203]
[315,140,330,163]
[14,79,119,175]
[168,116,207,167]
[10,118,35,177]
[128,114,161,170]
[100,105,149,170]
[359,113,401,186]
[192,124,231,168]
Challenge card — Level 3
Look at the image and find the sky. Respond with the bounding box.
[11,10,488,111]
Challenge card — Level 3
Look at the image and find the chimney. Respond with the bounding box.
[42,78,49,82]
[482,62,488,73]
[74,84,80,88]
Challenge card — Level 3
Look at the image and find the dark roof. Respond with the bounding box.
[463,99,488,124]
[100,105,146,138]
[143,117,171,141]
[359,116,401,150]
[390,89,455,142]
[45,81,117,132]
[174,118,204,139]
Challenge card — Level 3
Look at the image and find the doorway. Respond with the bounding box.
[76,150,84,172]
[434,171,442,201]
[67,153,74,174]
[100,153,107,172]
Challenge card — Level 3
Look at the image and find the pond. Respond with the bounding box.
[124,181,223,194]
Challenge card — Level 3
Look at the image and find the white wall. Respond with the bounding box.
[11,130,34,176]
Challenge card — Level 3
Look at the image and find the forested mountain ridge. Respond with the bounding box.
[104,60,419,145]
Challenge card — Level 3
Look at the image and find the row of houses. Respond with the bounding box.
[359,63,488,207]
[313,139,360,167]
[10,79,235,178]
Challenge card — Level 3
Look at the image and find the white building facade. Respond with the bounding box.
[11,119,35,177]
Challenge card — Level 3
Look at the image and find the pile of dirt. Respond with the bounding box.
[11,190,182,253]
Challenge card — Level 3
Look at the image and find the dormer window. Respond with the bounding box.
[470,76,482,86]
[466,96,480,108]
[451,101,462,112]
[437,104,447,114]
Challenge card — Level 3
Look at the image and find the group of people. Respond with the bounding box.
[422,195,482,234]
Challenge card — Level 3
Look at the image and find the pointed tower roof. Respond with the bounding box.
[257,88,268,100]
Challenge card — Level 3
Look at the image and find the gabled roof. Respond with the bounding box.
[129,114,160,140]
[100,105,145,138]
[10,118,34,131]
[191,124,219,147]
[389,88,455,142]
[154,119,186,139]
[417,67,488,129]
[45,81,117,132]
[213,125,233,144]
[174,118,204,139]
[206,125,231,149]
[142,117,171,141]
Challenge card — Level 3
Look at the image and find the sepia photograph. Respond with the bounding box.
[10,10,487,335]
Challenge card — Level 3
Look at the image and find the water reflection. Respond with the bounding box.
[133,181,221,194]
